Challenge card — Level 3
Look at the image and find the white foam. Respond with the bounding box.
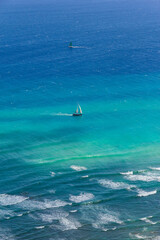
[98,179,136,190]
[48,190,56,194]
[81,205,122,231]
[58,217,81,231]
[20,199,71,210]
[35,226,45,229]
[92,212,122,230]
[50,172,55,177]
[43,199,71,208]
[120,171,133,175]
[36,210,81,231]
[129,233,147,239]
[70,165,87,171]
[125,174,160,182]
[92,211,122,230]
[149,167,160,171]
[137,170,145,173]
[81,175,89,178]
[17,214,23,217]
[69,192,94,203]
[140,217,157,225]
[137,189,157,197]
[0,194,28,206]
[0,209,14,219]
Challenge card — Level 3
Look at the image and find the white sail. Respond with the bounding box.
[76,106,78,113]
[79,105,82,114]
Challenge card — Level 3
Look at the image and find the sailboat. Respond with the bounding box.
[69,42,73,48]
[73,104,82,116]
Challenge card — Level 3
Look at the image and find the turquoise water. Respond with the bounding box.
[1,0,160,239]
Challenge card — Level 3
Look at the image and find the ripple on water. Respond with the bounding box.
[0,227,15,240]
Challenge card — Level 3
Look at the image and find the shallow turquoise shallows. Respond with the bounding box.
[1,0,160,239]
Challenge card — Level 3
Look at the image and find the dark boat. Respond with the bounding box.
[73,105,82,116]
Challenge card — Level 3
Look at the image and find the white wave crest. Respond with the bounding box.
[20,199,71,210]
[120,171,133,175]
[137,189,157,197]
[69,192,94,203]
[0,209,14,219]
[35,209,81,231]
[92,212,122,230]
[0,194,28,206]
[140,216,157,225]
[129,233,147,239]
[70,210,77,213]
[125,174,160,182]
[50,172,55,177]
[38,209,69,223]
[98,179,136,190]
[81,175,89,178]
[149,167,160,171]
[70,165,87,171]
[35,226,45,229]
[81,205,123,232]
[58,217,81,231]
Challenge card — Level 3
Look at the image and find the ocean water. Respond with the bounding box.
[1,0,160,239]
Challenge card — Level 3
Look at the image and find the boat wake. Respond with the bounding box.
[71,46,90,49]
[51,113,72,116]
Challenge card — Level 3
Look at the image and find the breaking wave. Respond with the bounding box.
[98,179,136,190]
[69,192,94,203]
[149,167,160,171]
[33,209,81,231]
[120,171,133,175]
[81,205,123,231]
[137,189,157,197]
[20,199,71,210]
[0,194,28,206]
[125,174,160,182]
[58,217,81,231]
[140,216,157,225]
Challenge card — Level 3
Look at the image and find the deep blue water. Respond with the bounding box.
[1,0,160,239]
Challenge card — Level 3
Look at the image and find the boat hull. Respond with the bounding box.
[73,113,82,116]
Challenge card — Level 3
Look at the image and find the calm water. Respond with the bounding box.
[1,0,160,239]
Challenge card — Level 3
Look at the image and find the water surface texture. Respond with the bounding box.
[1,0,160,239]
